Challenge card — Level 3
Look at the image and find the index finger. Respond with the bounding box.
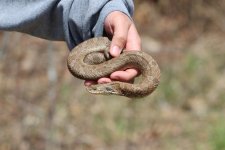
[125,23,141,51]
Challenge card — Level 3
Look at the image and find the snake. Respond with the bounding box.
[67,37,160,98]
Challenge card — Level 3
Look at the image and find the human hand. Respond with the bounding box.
[84,11,141,86]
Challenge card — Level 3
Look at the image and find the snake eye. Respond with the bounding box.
[105,87,115,92]
[91,86,97,90]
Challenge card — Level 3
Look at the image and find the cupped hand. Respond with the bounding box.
[84,11,141,86]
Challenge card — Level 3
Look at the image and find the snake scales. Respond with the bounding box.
[67,37,160,98]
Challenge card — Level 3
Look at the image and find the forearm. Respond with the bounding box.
[0,0,134,49]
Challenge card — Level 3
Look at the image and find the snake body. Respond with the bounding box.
[67,37,160,98]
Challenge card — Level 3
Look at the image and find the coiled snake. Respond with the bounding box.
[67,37,160,98]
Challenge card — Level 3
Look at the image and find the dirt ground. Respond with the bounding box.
[0,1,225,150]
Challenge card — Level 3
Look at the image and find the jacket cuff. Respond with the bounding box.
[93,0,134,37]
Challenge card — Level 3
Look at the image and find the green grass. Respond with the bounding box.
[210,121,225,150]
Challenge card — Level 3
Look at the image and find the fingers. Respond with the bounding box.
[104,11,131,57]
[84,80,96,86]
[96,69,138,84]
[84,11,142,86]
[110,35,127,57]
[84,69,138,86]
[84,78,111,86]
[110,69,138,82]
[110,16,128,56]
[108,23,141,84]
[126,24,142,51]
[97,78,112,84]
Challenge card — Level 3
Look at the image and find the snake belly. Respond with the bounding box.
[67,37,160,98]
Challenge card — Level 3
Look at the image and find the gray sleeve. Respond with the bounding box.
[0,0,134,49]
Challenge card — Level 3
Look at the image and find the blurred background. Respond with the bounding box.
[0,0,225,150]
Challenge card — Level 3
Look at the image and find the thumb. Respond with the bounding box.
[104,11,132,57]
[109,23,130,57]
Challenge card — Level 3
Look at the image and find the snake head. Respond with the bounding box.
[86,83,123,96]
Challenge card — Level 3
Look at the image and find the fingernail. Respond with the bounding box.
[112,46,122,56]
